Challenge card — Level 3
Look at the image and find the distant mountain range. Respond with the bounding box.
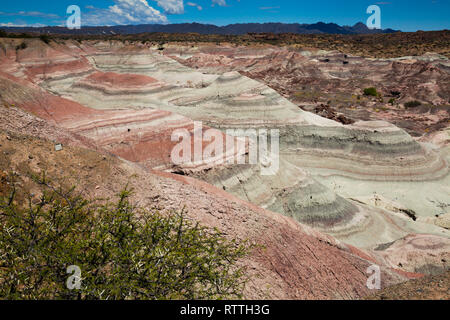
[2,22,399,35]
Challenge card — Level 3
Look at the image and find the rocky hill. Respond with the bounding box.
[1,22,398,36]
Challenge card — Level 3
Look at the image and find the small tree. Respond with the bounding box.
[363,87,378,97]
[15,42,27,51]
[404,100,422,109]
[157,42,165,51]
[39,34,50,44]
[0,173,251,300]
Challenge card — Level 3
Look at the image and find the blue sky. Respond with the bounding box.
[0,0,448,31]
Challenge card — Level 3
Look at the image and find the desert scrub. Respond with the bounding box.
[404,100,422,109]
[15,42,27,51]
[0,173,251,300]
[39,34,50,44]
[363,87,378,97]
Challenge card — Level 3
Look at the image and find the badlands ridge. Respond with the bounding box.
[0,37,449,299]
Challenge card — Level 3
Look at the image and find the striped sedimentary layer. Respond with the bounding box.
[42,67,364,227]
[372,234,450,275]
[0,72,241,171]
[1,108,413,299]
[191,160,359,228]
[2,39,449,242]
[62,109,242,171]
[280,121,448,181]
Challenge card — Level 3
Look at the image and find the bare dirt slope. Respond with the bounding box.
[368,271,450,300]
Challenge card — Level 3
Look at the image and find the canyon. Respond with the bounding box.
[0,35,449,299]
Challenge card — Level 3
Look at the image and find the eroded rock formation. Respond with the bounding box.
[1,37,449,298]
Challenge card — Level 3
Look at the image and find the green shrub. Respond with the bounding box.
[0,29,7,38]
[39,34,50,44]
[363,87,378,97]
[20,33,33,39]
[15,42,27,51]
[404,100,422,109]
[388,98,396,105]
[0,174,250,300]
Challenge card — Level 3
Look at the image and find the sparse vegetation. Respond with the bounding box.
[404,100,422,109]
[363,87,378,97]
[294,89,322,102]
[388,98,396,105]
[39,34,51,44]
[1,30,449,58]
[0,173,251,300]
[15,42,27,51]
[157,42,165,51]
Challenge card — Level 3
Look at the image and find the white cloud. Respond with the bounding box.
[0,0,236,28]
[83,0,168,26]
[155,0,185,14]
[0,11,60,19]
[0,22,46,27]
[186,2,203,11]
[211,0,227,6]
